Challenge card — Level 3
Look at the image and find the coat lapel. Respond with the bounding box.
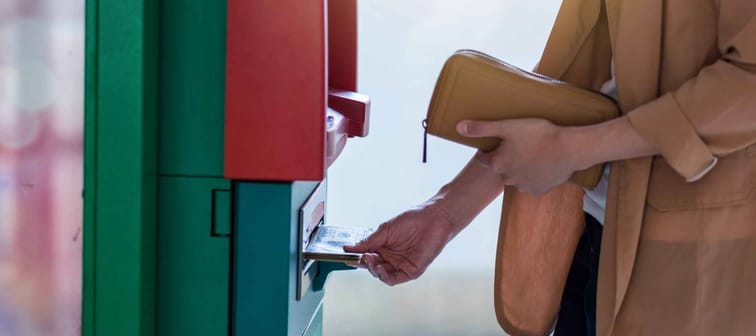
[536,0,603,78]
[605,0,663,326]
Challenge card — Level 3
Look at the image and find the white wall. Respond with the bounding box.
[325,1,562,335]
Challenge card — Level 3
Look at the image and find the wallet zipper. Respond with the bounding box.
[456,49,564,85]
[455,49,618,103]
[422,119,428,163]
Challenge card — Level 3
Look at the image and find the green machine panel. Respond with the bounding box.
[158,0,226,177]
[155,0,231,334]
[83,0,158,334]
[157,177,232,335]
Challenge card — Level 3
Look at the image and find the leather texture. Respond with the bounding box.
[425,50,619,189]
[496,184,586,336]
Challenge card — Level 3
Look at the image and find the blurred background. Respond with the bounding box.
[0,0,84,335]
[326,1,561,335]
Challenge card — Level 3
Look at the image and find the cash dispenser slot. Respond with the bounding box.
[297,181,355,301]
[298,182,325,301]
[298,182,325,300]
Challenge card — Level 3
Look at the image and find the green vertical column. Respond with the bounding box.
[157,177,231,336]
[83,0,159,335]
[156,0,231,335]
[158,0,226,177]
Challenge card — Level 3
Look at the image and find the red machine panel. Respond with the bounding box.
[225,0,369,181]
[328,0,358,92]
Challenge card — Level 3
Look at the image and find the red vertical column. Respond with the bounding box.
[225,0,328,182]
[328,0,358,93]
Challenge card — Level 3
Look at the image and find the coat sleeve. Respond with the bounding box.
[626,13,756,182]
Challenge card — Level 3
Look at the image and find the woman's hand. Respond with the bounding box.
[344,205,456,286]
[457,118,582,195]
[456,116,661,195]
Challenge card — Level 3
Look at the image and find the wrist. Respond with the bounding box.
[560,117,661,170]
[418,154,507,237]
[557,126,602,171]
[421,186,466,236]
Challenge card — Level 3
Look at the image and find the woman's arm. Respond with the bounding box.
[427,153,507,234]
[562,116,660,170]
[343,155,504,286]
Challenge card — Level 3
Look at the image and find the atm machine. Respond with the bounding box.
[83,0,370,335]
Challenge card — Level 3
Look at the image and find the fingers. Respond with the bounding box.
[457,120,506,138]
[367,259,406,286]
[345,258,363,268]
[356,253,382,270]
[360,253,414,286]
[474,151,515,186]
[360,253,387,279]
[343,225,388,253]
[473,150,495,168]
[376,266,413,287]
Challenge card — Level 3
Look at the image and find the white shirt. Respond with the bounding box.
[582,65,617,225]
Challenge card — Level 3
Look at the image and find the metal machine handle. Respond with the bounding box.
[328,89,370,137]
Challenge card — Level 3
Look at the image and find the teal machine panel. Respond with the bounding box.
[235,182,323,336]
[234,182,351,336]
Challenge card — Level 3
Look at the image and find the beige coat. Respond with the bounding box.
[520,0,756,334]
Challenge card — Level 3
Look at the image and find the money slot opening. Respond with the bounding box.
[302,218,324,275]
[295,180,373,301]
[297,182,327,301]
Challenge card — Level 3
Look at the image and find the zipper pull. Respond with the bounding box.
[422,119,428,163]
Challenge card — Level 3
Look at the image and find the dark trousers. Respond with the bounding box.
[554,213,603,336]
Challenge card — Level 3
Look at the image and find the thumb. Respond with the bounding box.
[456,120,505,138]
[344,226,388,253]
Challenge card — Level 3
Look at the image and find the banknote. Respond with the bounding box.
[304,225,374,263]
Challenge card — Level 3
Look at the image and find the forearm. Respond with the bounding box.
[422,154,506,234]
[562,116,661,170]
[420,116,658,235]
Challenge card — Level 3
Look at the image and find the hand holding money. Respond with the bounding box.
[343,205,456,286]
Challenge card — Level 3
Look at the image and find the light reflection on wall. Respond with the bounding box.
[0,1,83,335]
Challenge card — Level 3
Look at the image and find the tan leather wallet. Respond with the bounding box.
[424,50,619,189]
